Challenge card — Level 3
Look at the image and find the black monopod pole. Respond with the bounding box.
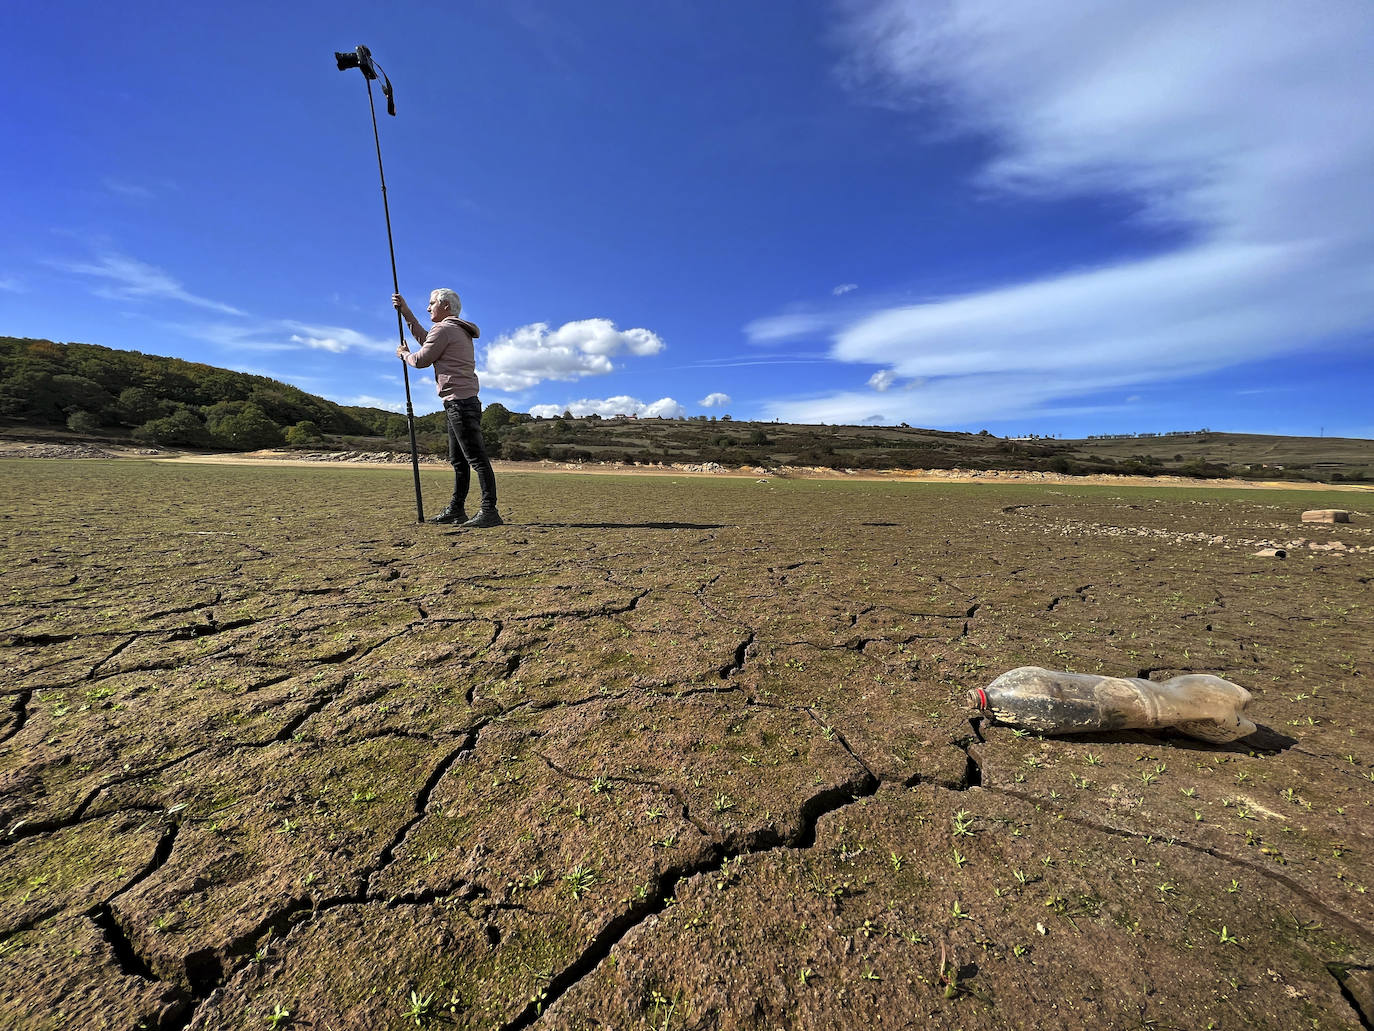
[334,45,424,523]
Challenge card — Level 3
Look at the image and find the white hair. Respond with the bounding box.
[430,288,462,317]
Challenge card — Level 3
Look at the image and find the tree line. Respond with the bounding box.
[0,336,421,450]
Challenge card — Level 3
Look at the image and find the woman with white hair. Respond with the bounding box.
[393,288,502,527]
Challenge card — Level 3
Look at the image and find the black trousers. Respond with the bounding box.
[443,396,497,511]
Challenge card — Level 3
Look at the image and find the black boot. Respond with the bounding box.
[429,498,468,524]
[461,507,504,528]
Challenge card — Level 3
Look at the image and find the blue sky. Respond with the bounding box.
[4,1,1372,438]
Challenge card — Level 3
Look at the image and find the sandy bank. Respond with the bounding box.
[3,439,1370,491]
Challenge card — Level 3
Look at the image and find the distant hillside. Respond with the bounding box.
[2,336,1369,481]
[1071,430,1374,481]
[0,336,383,450]
[483,418,1372,483]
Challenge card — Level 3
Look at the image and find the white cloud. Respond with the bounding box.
[0,276,22,292]
[344,395,407,413]
[54,253,246,315]
[762,1,1374,425]
[867,369,896,392]
[288,334,350,354]
[529,396,686,419]
[699,392,732,408]
[833,283,858,296]
[479,319,665,392]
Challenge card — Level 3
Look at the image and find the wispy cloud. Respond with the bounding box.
[160,318,393,357]
[480,318,665,392]
[761,1,1374,426]
[745,311,847,344]
[283,322,395,356]
[832,283,858,296]
[102,178,156,201]
[53,253,246,315]
[0,276,23,293]
[343,394,407,413]
[767,378,1136,427]
[686,355,831,370]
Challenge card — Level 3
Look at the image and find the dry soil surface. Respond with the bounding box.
[1,458,1372,1030]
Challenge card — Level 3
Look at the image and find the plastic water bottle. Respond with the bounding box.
[967,666,1256,743]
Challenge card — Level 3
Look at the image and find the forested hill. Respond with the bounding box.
[0,335,410,449]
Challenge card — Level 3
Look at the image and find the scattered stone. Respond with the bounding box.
[0,442,119,460]
[1301,509,1351,523]
[676,461,725,473]
[1253,547,1287,558]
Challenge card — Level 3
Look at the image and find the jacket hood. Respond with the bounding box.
[450,316,480,339]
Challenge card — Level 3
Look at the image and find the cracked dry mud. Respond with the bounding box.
[2,459,1372,1030]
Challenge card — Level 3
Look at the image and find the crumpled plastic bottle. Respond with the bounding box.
[967,666,1256,743]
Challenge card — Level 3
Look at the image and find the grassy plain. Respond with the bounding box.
[1,459,1372,1030]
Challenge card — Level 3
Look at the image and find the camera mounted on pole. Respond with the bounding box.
[334,45,395,116]
[332,43,422,520]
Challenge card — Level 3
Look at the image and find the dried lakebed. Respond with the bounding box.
[1,459,1372,1030]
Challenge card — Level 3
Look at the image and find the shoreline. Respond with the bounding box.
[3,440,1371,491]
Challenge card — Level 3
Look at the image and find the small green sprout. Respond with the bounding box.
[402,989,433,1026]
[564,864,597,899]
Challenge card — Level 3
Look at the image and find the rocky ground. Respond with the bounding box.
[1,458,1371,1030]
